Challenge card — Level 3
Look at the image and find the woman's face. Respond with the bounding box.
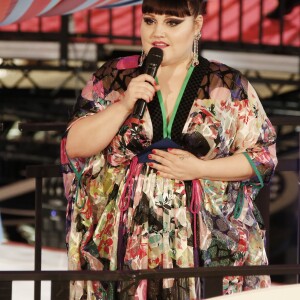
[140,12,202,67]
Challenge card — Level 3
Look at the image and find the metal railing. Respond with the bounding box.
[0,265,300,300]
[0,116,299,299]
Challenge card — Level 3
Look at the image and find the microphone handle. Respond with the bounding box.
[132,63,158,119]
[132,99,147,120]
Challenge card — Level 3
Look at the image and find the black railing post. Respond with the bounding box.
[33,175,43,300]
[0,281,12,300]
[203,276,223,298]
[26,164,69,300]
[0,123,13,297]
[60,15,69,67]
[256,185,271,256]
[297,132,300,283]
[35,176,43,300]
[51,280,69,300]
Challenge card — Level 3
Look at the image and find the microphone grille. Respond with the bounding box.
[147,47,163,65]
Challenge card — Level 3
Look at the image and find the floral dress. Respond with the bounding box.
[61,54,277,300]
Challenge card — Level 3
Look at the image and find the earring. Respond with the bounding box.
[192,32,201,66]
[138,49,145,67]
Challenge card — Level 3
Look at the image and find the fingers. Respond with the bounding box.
[132,74,160,98]
[139,74,157,86]
[147,150,175,177]
[147,149,197,180]
[148,149,173,166]
[122,74,159,110]
[130,84,154,102]
[167,148,189,156]
[150,149,190,161]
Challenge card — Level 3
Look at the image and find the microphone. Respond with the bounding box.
[132,47,163,119]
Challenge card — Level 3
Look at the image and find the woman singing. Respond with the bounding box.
[61,0,277,298]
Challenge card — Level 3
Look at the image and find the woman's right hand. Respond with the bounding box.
[119,74,160,112]
[66,74,160,158]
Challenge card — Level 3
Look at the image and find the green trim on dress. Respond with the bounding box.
[156,66,195,138]
[234,152,264,219]
[66,152,86,209]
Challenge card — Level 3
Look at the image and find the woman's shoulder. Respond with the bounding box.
[208,59,243,80]
[207,59,249,92]
[94,55,140,79]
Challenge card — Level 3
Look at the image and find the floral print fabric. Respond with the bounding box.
[61,55,277,299]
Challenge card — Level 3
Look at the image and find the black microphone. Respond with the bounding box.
[132,47,163,119]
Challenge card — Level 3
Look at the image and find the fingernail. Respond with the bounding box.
[148,163,154,167]
[152,150,156,154]
[148,154,152,159]
[168,148,173,151]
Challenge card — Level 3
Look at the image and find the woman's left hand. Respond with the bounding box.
[148,148,203,181]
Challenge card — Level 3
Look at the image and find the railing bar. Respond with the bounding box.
[0,265,300,281]
[270,116,300,126]
[34,177,43,300]
[298,132,300,283]
[26,165,61,178]
[277,159,300,172]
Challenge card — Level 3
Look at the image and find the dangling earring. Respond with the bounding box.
[138,49,145,67]
[192,32,201,66]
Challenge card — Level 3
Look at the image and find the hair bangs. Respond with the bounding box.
[142,0,193,18]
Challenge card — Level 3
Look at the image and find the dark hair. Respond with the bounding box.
[142,0,203,18]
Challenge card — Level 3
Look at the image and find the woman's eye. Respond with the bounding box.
[143,17,155,25]
[166,19,182,27]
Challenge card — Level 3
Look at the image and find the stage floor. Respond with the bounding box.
[0,242,67,300]
[212,284,300,300]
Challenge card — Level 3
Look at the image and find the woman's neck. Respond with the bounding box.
[158,58,191,80]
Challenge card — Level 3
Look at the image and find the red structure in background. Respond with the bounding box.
[0,0,299,48]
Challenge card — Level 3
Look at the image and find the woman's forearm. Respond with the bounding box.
[66,101,131,158]
[147,149,256,182]
[198,153,255,181]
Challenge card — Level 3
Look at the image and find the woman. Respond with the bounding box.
[61,0,277,299]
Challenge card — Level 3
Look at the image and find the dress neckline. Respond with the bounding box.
[156,65,195,138]
[146,56,210,145]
